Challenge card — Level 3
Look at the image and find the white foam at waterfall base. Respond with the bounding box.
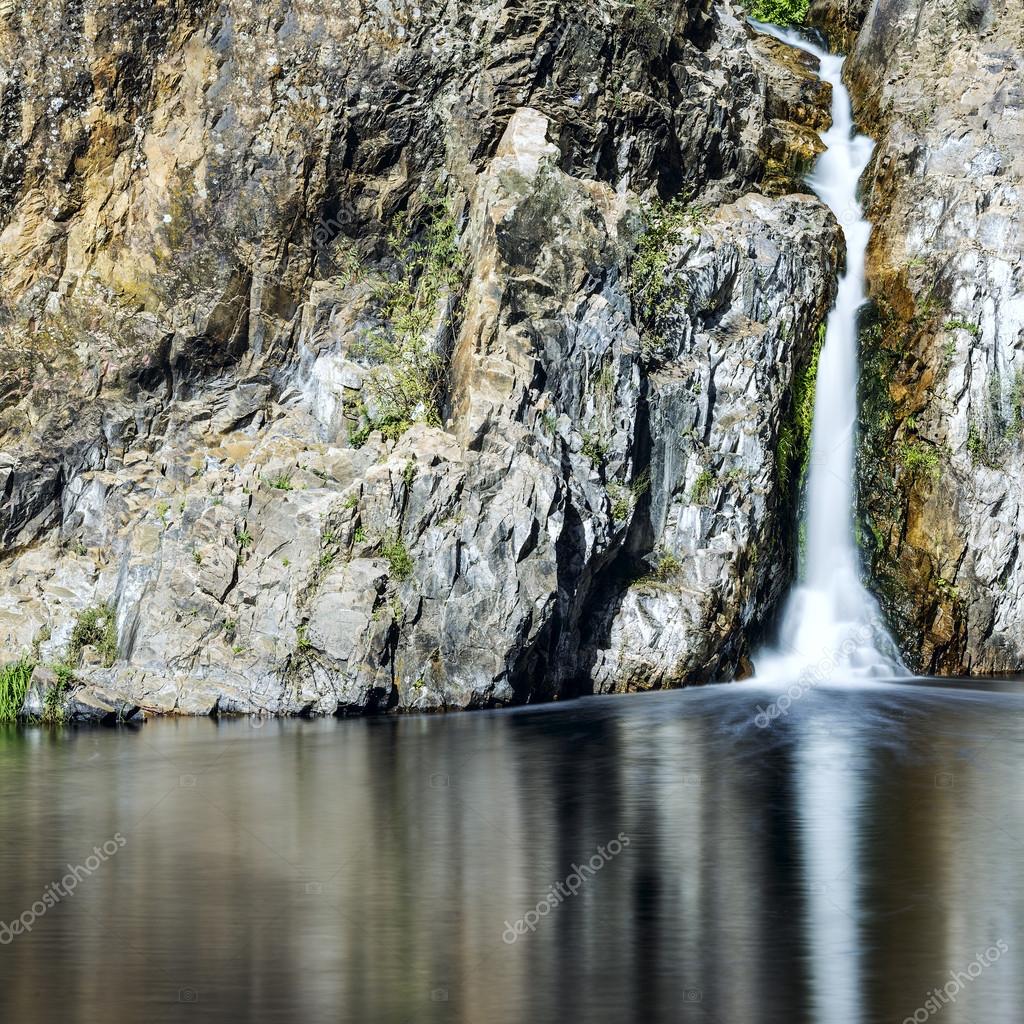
[750,23,906,683]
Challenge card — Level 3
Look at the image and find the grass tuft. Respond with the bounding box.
[0,659,34,721]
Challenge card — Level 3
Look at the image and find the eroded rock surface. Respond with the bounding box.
[0,0,838,714]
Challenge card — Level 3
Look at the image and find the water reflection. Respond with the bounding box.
[0,679,1023,1022]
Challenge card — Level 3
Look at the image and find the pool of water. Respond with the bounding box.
[1,678,1022,1022]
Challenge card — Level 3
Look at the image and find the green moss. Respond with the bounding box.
[744,0,808,26]
[776,322,824,491]
[0,659,34,721]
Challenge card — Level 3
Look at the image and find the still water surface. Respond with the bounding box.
[1,678,1022,1023]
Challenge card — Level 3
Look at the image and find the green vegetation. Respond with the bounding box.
[743,0,808,25]
[1007,370,1024,441]
[68,604,118,668]
[690,468,715,505]
[899,440,941,479]
[380,534,414,581]
[267,473,294,491]
[966,420,992,466]
[608,469,651,521]
[776,323,825,491]
[349,197,465,446]
[652,550,682,582]
[342,493,360,511]
[295,625,311,654]
[0,659,34,721]
[631,197,704,358]
[237,528,253,548]
[42,671,71,724]
[945,317,982,339]
[581,432,610,466]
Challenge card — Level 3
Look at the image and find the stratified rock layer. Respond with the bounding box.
[0,0,839,713]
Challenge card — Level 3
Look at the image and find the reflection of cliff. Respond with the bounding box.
[2,685,1024,1020]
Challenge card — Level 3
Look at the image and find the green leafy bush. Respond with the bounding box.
[744,0,809,26]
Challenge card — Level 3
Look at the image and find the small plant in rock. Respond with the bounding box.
[608,484,632,522]
[945,318,982,339]
[342,493,360,511]
[966,420,994,466]
[267,473,294,491]
[295,625,312,654]
[581,431,609,466]
[156,501,171,526]
[608,470,650,522]
[67,604,118,668]
[237,528,253,548]
[654,550,682,581]
[42,670,71,724]
[380,533,414,581]
[353,526,368,544]
[900,440,941,479]
[691,468,715,505]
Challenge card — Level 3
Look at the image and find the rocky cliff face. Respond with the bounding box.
[849,0,1024,673]
[2,0,841,717]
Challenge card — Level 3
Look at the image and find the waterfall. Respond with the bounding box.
[752,24,905,682]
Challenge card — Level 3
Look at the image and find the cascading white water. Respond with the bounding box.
[753,24,905,682]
